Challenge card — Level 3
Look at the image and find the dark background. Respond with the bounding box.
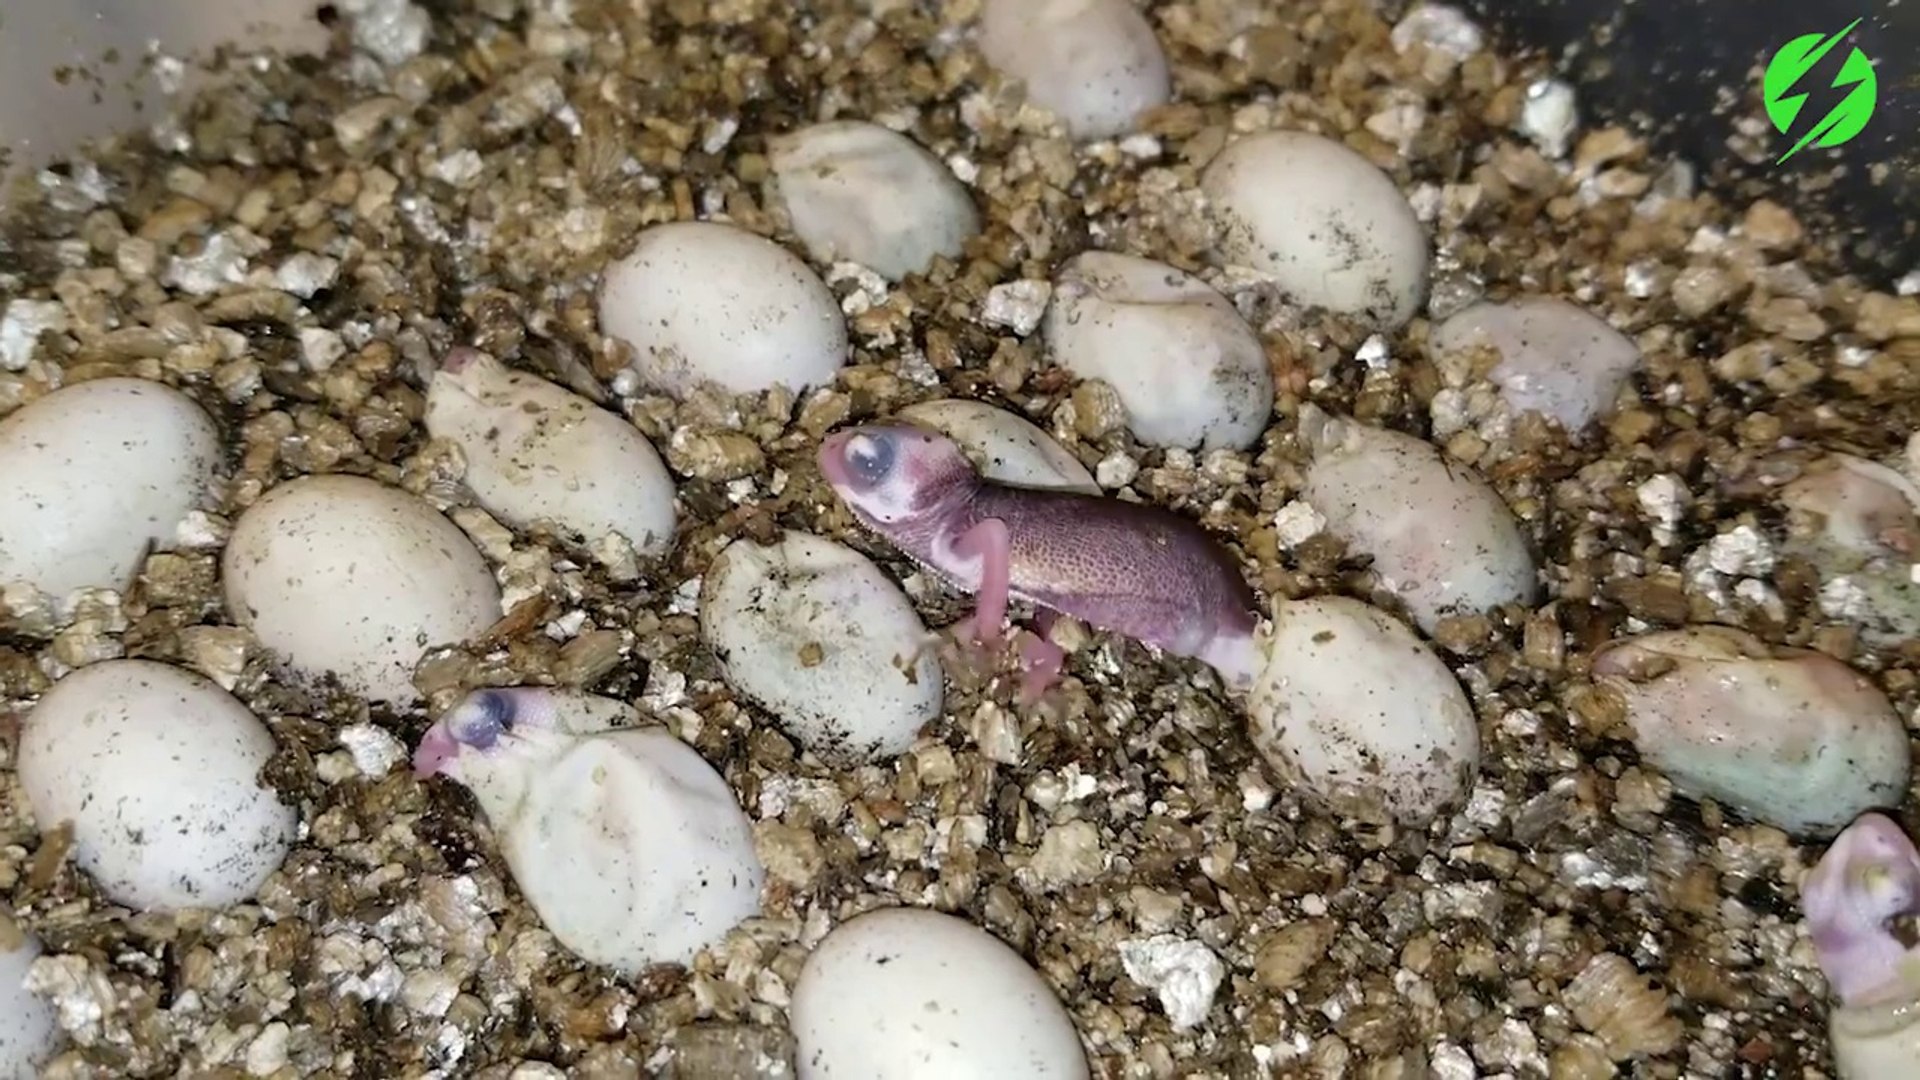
[1457,0,1917,288]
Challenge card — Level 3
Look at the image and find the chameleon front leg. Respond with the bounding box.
[951,517,1012,647]
[1017,608,1067,705]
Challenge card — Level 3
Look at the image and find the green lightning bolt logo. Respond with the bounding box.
[1762,18,1879,163]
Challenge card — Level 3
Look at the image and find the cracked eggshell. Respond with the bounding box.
[1201,130,1429,329]
[598,221,848,398]
[1299,407,1537,632]
[0,923,59,1078]
[222,474,501,706]
[1041,251,1274,451]
[1832,1001,1920,1080]
[1246,596,1479,826]
[977,0,1169,140]
[1430,296,1642,435]
[700,531,941,764]
[425,348,677,556]
[0,376,220,600]
[1778,452,1920,649]
[422,688,764,973]
[16,660,297,912]
[1590,627,1911,837]
[768,120,981,281]
[896,398,1098,494]
[791,907,1089,1079]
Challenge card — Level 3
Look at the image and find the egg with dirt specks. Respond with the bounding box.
[15,659,296,913]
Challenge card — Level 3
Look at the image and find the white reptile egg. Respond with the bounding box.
[425,348,677,556]
[1201,130,1430,329]
[1430,296,1642,435]
[0,923,60,1078]
[978,0,1170,140]
[223,475,501,706]
[15,660,297,912]
[700,531,941,764]
[598,221,848,398]
[1247,596,1480,826]
[896,398,1098,493]
[791,907,1089,1079]
[1041,252,1273,451]
[1299,406,1537,632]
[417,688,765,972]
[0,376,220,600]
[769,121,981,281]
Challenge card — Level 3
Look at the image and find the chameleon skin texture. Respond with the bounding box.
[819,423,1260,686]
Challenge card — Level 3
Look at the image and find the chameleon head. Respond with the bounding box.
[818,422,974,525]
[412,687,562,779]
[1803,811,1920,1008]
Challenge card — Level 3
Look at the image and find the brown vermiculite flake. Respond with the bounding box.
[2,0,1917,1076]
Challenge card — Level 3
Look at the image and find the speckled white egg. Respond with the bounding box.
[1430,296,1642,435]
[0,923,59,1079]
[700,531,941,763]
[0,376,220,600]
[15,659,297,912]
[896,398,1098,493]
[769,121,981,280]
[415,688,765,972]
[598,221,849,397]
[425,347,677,556]
[1247,596,1480,826]
[1201,130,1430,329]
[223,474,501,706]
[1042,251,1274,450]
[791,907,1089,1079]
[1299,406,1537,632]
[978,0,1170,140]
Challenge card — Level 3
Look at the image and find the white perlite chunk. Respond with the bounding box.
[0,299,67,370]
[1202,130,1431,330]
[1519,78,1579,158]
[1247,596,1480,825]
[598,221,849,398]
[1390,3,1485,59]
[1118,935,1224,1030]
[1042,251,1274,450]
[223,475,501,706]
[790,907,1088,1079]
[415,688,766,973]
[0,377,221,599]
[339,723,406,777]
[1430,296,1642,436]
[897,398,1099,494]
[768,120,982,281]
[425,348,678,557]
[342,0,432,65]
[982,279,1053,336]
[16,660,297,912]
[700,531,942,763]
[976,0,1170,140]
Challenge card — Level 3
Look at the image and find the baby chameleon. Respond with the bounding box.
[818,421,1263,702]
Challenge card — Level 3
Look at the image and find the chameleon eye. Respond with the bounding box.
[845,432,897,486]
[451,689,515,749]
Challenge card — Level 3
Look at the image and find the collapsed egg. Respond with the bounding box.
[16,659,297,911]
[1429,296,1642,436]
[1589,626,1910,837]
[1042,251,1273,451]
[0,376,220,601]
[1299,406,1538,632]
[0,921,59,1078]
[897,397,1098,494]
[597,221,849,397]
[223,474,501,705]
[768,120,981,280]
[1246,596,1480,826]
[700,532,942,763]
[425,347,677,557]
[1201,130,1430,329]
[976,0,1170,140]
[790,906,1089,1078]
[413,687,765,972]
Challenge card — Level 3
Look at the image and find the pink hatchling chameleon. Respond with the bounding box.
[818,421,1263,702]
[1802,811,1920,1009]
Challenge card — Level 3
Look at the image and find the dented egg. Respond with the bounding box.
[896,398,1098,494]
